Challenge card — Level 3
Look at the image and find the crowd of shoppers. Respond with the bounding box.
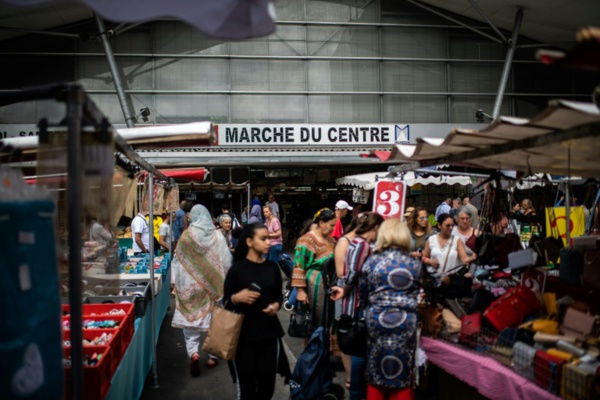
[162,192,552,400]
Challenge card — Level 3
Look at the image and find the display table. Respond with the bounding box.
[421,337,561,400]
[105,271,171,400]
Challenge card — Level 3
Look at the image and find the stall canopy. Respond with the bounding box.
[0,0,276,40]
[149,168,208,183]
[1,121,215,156]
[336,171,472,191]
[362,100,600,178]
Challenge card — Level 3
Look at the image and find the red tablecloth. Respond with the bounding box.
[421,337,561,400]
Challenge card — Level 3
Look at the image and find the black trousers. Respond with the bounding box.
[233,337,279,400]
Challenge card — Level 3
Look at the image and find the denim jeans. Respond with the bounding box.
[349,355,367,400]
[268,243,283,265]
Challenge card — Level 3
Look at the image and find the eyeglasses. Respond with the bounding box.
[418,217,428,221]
[443,224,454,228]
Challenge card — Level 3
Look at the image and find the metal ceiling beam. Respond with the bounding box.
[405,0,502,44]
[94,15,136,127]
[492,8,524,120]
[466,0,507,43]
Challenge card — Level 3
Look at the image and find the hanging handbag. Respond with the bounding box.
[582,249,600,290]
[201,302,244,361]
[559,247,583,285]
[337,314,367,357]
[288,304,313,338]
[543,208,564,264]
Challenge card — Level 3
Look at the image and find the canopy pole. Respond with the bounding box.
[492,8,523,120]
[148,173,160,388]
[66,86,84,400]
[148,171,159,388]
[565,149,571,247]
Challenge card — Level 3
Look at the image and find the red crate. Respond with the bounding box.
[81,303,135,350]
[63,314,125,330]
[63,329,122,376]
[63,345,111,400]
[82,303,134,319]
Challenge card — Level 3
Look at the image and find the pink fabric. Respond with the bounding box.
[421,337,561,400]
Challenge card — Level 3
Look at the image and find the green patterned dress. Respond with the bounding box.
[292,232,336,328]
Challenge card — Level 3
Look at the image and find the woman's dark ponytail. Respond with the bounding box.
[233,222,266,262]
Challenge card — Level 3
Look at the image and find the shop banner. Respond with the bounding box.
[372,180,406,219]
[545,206,586,246]
[216,124,406,146]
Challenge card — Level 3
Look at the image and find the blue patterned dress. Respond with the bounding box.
[359,247,421,389]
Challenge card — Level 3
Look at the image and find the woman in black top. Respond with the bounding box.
[223,222,290,400]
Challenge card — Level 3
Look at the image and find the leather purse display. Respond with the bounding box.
[337,314,367,357]
[560,307,597,340]
[441,309,461,333]
[288,304,313,338]
[459,312,481,344]
[483,286,541,332]
[534,351,565,395]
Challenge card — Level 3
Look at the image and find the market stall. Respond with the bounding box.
[0,84,214,400]
[359,99,600,399]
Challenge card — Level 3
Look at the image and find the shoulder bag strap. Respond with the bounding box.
[441,236,454,274]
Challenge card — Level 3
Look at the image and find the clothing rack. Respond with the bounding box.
[0,83,174,399]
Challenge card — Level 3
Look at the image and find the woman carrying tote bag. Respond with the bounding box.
[223,222,291,399]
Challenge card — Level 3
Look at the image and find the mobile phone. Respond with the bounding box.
[249,283,262,293]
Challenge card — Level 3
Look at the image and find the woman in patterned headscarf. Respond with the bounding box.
[359,218,422,400]
[171,204,233,376]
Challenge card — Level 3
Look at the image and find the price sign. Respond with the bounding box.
[372,180,406,219]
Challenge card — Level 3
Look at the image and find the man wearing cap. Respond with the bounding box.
[332,200,353,241]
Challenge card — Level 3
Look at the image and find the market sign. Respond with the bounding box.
[372,180,406,219]
[215,124,409,146]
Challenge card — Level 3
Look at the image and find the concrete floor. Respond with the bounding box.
[139,286,348,400]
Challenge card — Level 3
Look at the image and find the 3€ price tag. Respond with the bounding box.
[373,180,406,219]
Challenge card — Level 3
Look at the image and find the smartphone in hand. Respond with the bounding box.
[249,283,262,293]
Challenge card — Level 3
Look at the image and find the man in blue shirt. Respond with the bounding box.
[172,200,192,243]
[435,197,452,219]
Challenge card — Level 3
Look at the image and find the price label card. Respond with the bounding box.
[373,180,406,219]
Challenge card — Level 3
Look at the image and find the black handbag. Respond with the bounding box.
[337,314,367,357]
[288,304,313,338]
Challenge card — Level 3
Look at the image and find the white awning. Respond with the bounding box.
[1,121,215,150]
[364,100,600,178]
[336,171,472,190]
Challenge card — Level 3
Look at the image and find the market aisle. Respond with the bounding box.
[139,296,347,400]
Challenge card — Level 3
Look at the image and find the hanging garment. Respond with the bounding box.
[0,200,63,399]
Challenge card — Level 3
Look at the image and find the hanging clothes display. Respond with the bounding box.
[0,169,63,399]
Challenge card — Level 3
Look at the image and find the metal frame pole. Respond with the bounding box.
[67,86,84,400]
[148,172,160,388]
[492,8,523,120]
[95,15,136,128]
